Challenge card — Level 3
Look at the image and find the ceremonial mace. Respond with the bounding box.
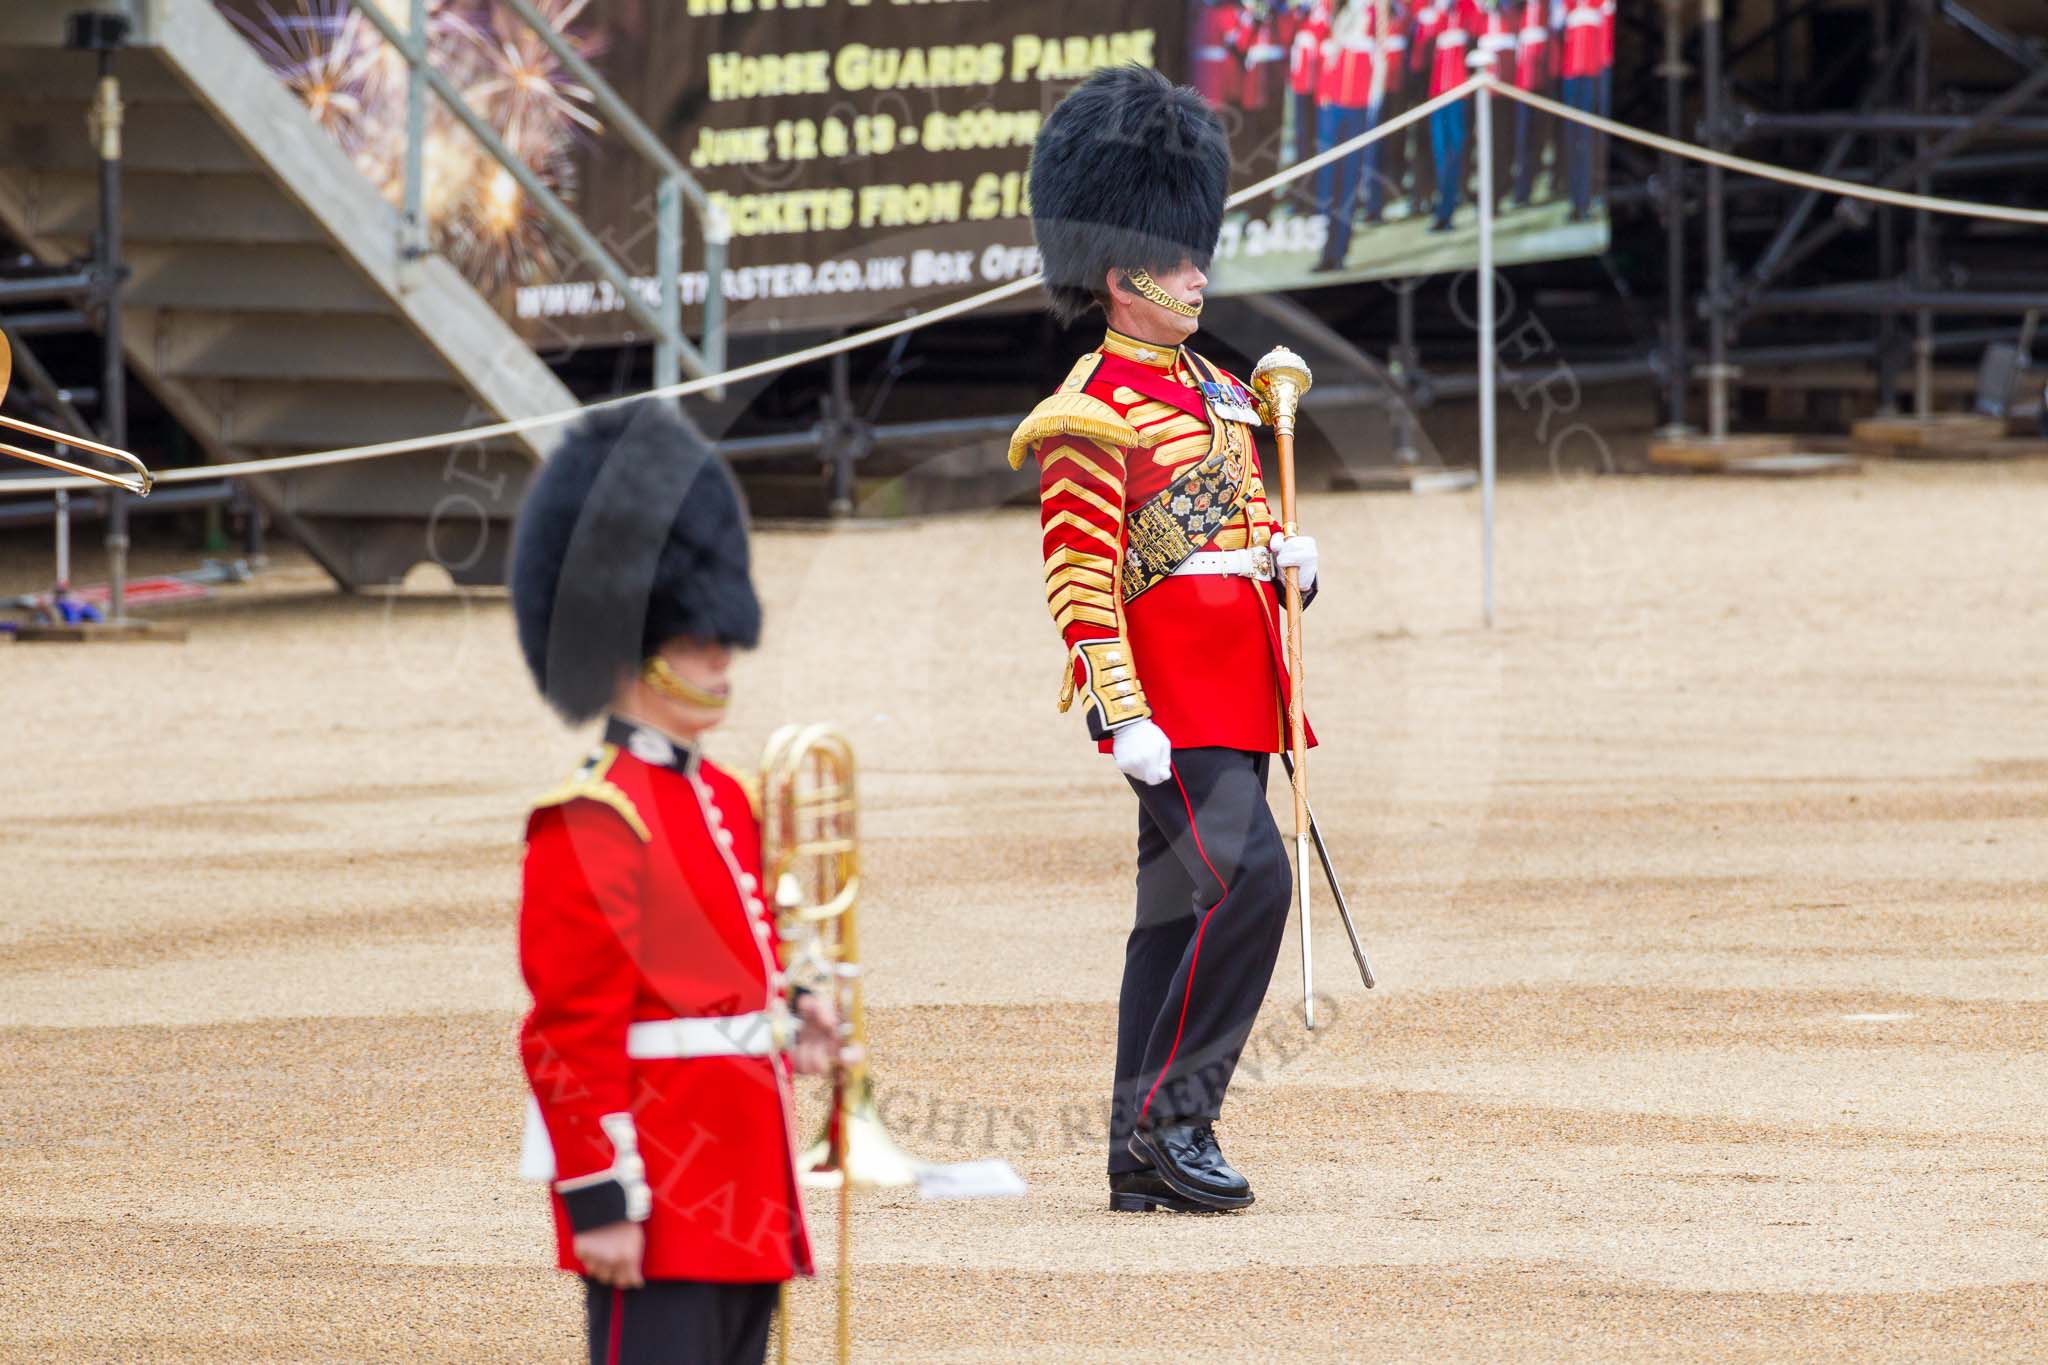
[1251,348,1376,1029]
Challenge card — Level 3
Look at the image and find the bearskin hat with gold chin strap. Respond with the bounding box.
[1027,64,1231,327]
[510,400,761,724]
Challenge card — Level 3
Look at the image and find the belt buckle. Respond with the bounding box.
[1251,547,1274,582]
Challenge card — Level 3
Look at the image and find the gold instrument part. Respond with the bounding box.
[0,330,153,495]
[761,724,920,1365]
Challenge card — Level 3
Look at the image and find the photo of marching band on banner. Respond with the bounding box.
[224,0,1608,340]
[1192,0,1610,290]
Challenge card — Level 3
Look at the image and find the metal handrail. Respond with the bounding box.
[351,0,727,388]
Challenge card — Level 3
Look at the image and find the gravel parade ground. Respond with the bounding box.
[3,455,2044,1362]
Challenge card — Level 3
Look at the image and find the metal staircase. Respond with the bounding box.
[0,0,589,588]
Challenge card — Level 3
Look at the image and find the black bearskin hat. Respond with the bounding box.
[1028,64,1231,326]
[510,400,761,724]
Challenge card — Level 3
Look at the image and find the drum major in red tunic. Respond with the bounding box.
[1007,327,1317,757]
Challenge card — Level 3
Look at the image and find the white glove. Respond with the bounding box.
[1269,530,1318,593]
[1111,719,1174,786]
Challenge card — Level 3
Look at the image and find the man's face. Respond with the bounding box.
[1108,258,1210,344]
[647,635,733,736]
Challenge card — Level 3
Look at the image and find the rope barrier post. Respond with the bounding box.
[1392,282,1420,464]
[1658,0,1692,436]
[1873,0,1902,417]
[55,489,70,592]
[826,351,856,518]
[87,28,130,623]
[1476,69,1497,630]
[1911,0,1936,418]
[1702,0,1732,440]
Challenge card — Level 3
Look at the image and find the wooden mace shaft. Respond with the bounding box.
[1272,391,1315,1029]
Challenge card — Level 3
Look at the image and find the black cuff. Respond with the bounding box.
[1085,704,1113,743]
[559,1178,629,1232]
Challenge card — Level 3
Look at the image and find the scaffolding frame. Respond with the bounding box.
[1643,0,2048,438]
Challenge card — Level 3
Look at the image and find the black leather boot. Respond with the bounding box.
[1108,1168,1222,1214]
[1127,1122,1253,1210]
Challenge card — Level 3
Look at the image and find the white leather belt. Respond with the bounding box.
[626,1010,787,1060]
[1173,547,1275,582]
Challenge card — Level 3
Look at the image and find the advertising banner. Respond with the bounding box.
[226,0,1609,344]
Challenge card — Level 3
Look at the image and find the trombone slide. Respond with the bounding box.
[0,330,152,494]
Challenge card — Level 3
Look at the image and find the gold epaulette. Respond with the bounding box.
[1007,351,1161,470]
[1006,392,1145,470]
[529,745,651,842]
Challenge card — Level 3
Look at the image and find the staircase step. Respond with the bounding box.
[125,243,393,314]
[273,447,536,518]
[200,380,492,449]
[22,170,328,246]
[0,98,252,174]
[134,310,448,383]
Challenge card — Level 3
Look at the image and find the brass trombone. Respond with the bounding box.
[0,329,152,494]
[760,724,920,1365]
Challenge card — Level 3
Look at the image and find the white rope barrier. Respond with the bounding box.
[0,78,1485,497]
[4,71,2040,497]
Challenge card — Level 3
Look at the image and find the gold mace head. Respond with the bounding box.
[1250,346,1313,435]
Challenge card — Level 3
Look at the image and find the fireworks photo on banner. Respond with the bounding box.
[225,0,606,297]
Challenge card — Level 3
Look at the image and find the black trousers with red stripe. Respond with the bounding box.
[583,1278,779,1365]
[1108,747,1292,1174]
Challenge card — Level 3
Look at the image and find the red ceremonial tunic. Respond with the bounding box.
[1192,2,1245,106]
[1230,7,1288,113]
[1513,0,1551,91]
[1379,17,1410,98]
[1287,1,1331,98]
[1409,0,1446,84]
[1476,4,1517,85]
[1430,0,1484,97]
[1319,3,1381,110]
[1016,329,1316,757]
[1561,0,1602,78]
[519,724,814,1284]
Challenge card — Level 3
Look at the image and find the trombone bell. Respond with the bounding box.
[0,329,153,495]
[798,1074,922,1190]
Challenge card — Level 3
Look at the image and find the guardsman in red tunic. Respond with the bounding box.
[1595,0,1615,192]
[1476,0,1520,205]
[1406,0,1446,216]
[509,402,837,1365]
[1228,0,1288,113]
[1309,1,1382,272]
[1014,66,1324,1215]
[1426,0,1484,230]
[1192,0,1245,107]
[1560,0,1602,218]
[1284,0,1332,172]
[1374,1,1413,219]
[1508,0,1552,205]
